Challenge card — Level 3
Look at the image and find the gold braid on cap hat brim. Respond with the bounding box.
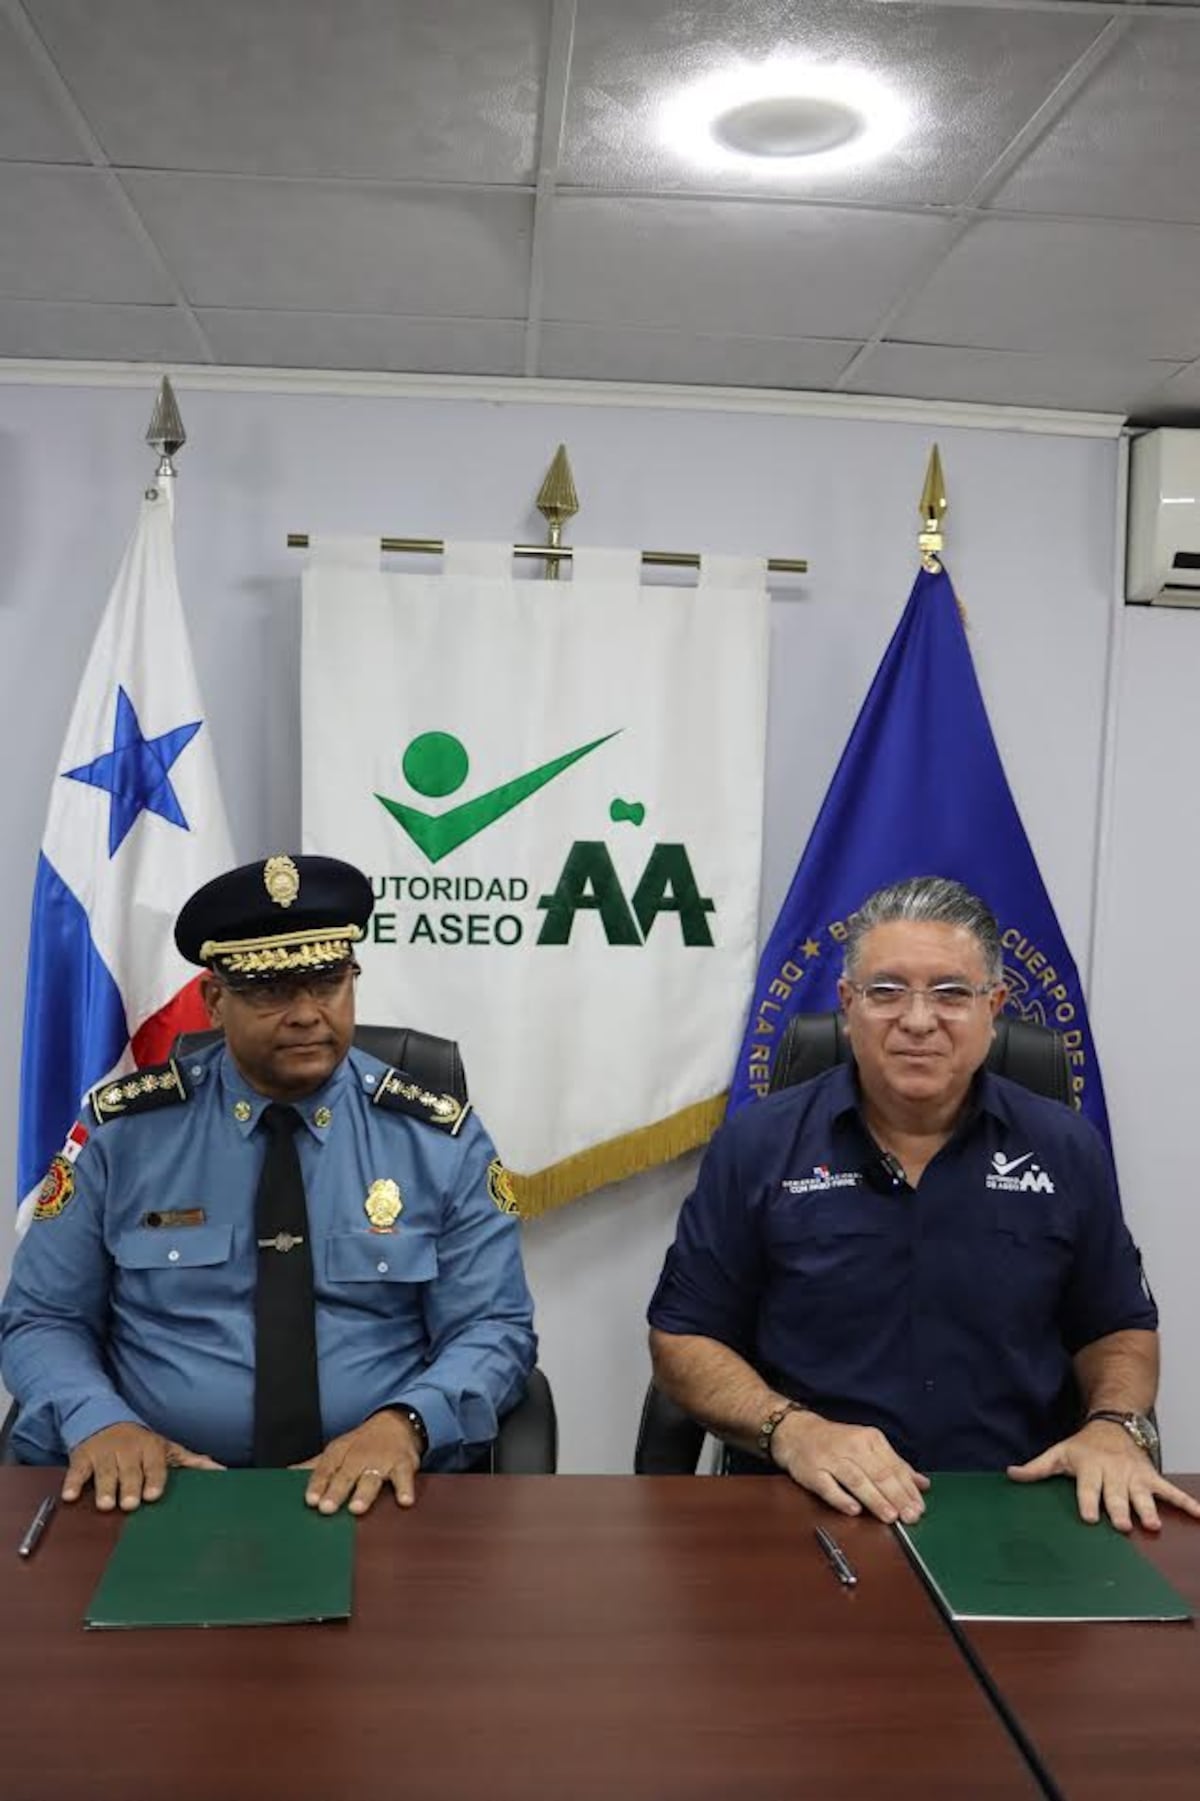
[201,923,363,977]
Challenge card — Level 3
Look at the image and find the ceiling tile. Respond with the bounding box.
[0,298,198,361]
[846,342,1180,414]
[1129,361,1200,424]
[0,166,173,302]
[894,216,1200,360]
[122,175,532,317]
[0,10,85,162]
[538,322,856,388]
[197,310,525,375]
[543,195,951,338]
[27,0,545,182]
[993,21,1200,224]
[561,0,1098,206]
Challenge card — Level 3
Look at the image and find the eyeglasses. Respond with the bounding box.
[850,980,995,1018]
[221,964,359,1015]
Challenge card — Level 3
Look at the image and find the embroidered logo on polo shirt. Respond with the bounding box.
[986,1150,1056,1195]
[782,1166,863,1196]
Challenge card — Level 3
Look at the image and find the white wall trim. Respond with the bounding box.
[0,359,1126,440]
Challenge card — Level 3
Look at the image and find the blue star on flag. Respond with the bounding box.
[63,685,202,856]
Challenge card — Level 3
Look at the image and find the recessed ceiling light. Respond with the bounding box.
[660,59,909,176]
[712,96,865,160]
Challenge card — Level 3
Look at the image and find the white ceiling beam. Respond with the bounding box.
[0,358,1124,437]
[851,0,1192,15]
[523,0,576,379]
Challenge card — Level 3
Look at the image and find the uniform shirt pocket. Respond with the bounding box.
[114,1223,234,1270]
[325,1231,439,1286]
[110,1223,239,1326]
[767,1200,893,1289]
[762,1200,900,1351]
[984,1203,1076,1340]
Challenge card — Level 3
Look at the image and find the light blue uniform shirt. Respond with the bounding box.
[1,1045,536,1468]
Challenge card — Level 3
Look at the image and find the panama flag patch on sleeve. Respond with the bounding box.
[61,1121,89,1164]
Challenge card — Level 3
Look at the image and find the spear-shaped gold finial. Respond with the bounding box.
[536,444,579,582]
[918,444,946,573]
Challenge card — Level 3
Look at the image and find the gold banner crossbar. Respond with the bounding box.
[286,533,806,575]
[288,443,806,578]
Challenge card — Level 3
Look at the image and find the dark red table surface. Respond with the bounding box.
[0,1469,1039,1801]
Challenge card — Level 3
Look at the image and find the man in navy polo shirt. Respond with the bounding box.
[649,875,1200,1534]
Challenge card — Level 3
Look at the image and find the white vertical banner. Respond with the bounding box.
[302,544,768,1215]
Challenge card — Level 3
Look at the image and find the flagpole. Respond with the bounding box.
[145,375,185,516]
[918,444,947,573]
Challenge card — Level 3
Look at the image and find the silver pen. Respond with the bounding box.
[814,1524,858,1587]
[17,1495,56,1559]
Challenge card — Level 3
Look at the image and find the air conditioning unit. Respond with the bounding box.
[1126,428,1200,605]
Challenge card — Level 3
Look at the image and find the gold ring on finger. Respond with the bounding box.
[361,1467,387,1479]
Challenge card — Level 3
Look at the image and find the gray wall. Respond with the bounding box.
[2,369,1157,1470]
[1088,601,1200,1465]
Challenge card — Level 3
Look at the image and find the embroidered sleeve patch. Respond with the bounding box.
[33,1154,75,1221]
[487,1159,520,1216]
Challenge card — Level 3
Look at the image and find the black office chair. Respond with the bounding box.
[171,1022,469,1101]
[2,1022,557,1473]
[768,1010,1073,1107]
[635,1008,1076,1475]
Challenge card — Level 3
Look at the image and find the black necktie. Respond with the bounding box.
[252,1103,323,1467]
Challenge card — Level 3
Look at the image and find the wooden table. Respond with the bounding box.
[958,1476,1200,1800]
[0,1470,1037,1801]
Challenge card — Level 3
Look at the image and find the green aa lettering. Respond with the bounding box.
[536,841,717,947]
[536,842,641,946]
[630,843,716,946]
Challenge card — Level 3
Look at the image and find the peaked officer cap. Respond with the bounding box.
[175,854,374,984]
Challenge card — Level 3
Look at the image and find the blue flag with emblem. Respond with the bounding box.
[728,562,1109,1140]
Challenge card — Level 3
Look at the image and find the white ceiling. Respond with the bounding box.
[2,0,1200,420]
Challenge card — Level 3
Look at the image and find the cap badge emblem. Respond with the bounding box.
[263,854,300,909]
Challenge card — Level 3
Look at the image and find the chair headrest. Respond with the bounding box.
[169,1024,468,1104]
[767,1010,1072,1107]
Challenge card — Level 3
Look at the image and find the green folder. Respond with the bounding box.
[896,1472,1193,1623]
[84,1468,354,1630]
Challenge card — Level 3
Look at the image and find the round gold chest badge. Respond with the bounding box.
[233,1100,252,1123]
[364,1178,403,1233]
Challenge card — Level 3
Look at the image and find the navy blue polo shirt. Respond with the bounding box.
[648,1064,1157,1472]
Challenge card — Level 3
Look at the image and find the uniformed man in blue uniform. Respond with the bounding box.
[1,853,536,1515]
[650,875,1200,1535]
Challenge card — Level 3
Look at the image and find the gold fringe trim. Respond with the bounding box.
[510,1092,728,1220]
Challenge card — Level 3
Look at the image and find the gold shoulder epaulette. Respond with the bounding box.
[88,1060,190,1125]
[371,1067,471,1137]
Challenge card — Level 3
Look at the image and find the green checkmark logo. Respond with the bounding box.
[376,729,620,864]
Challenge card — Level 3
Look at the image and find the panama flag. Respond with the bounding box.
[17,488,233,1222]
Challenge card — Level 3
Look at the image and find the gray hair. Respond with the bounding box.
[843,876,1003,983]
